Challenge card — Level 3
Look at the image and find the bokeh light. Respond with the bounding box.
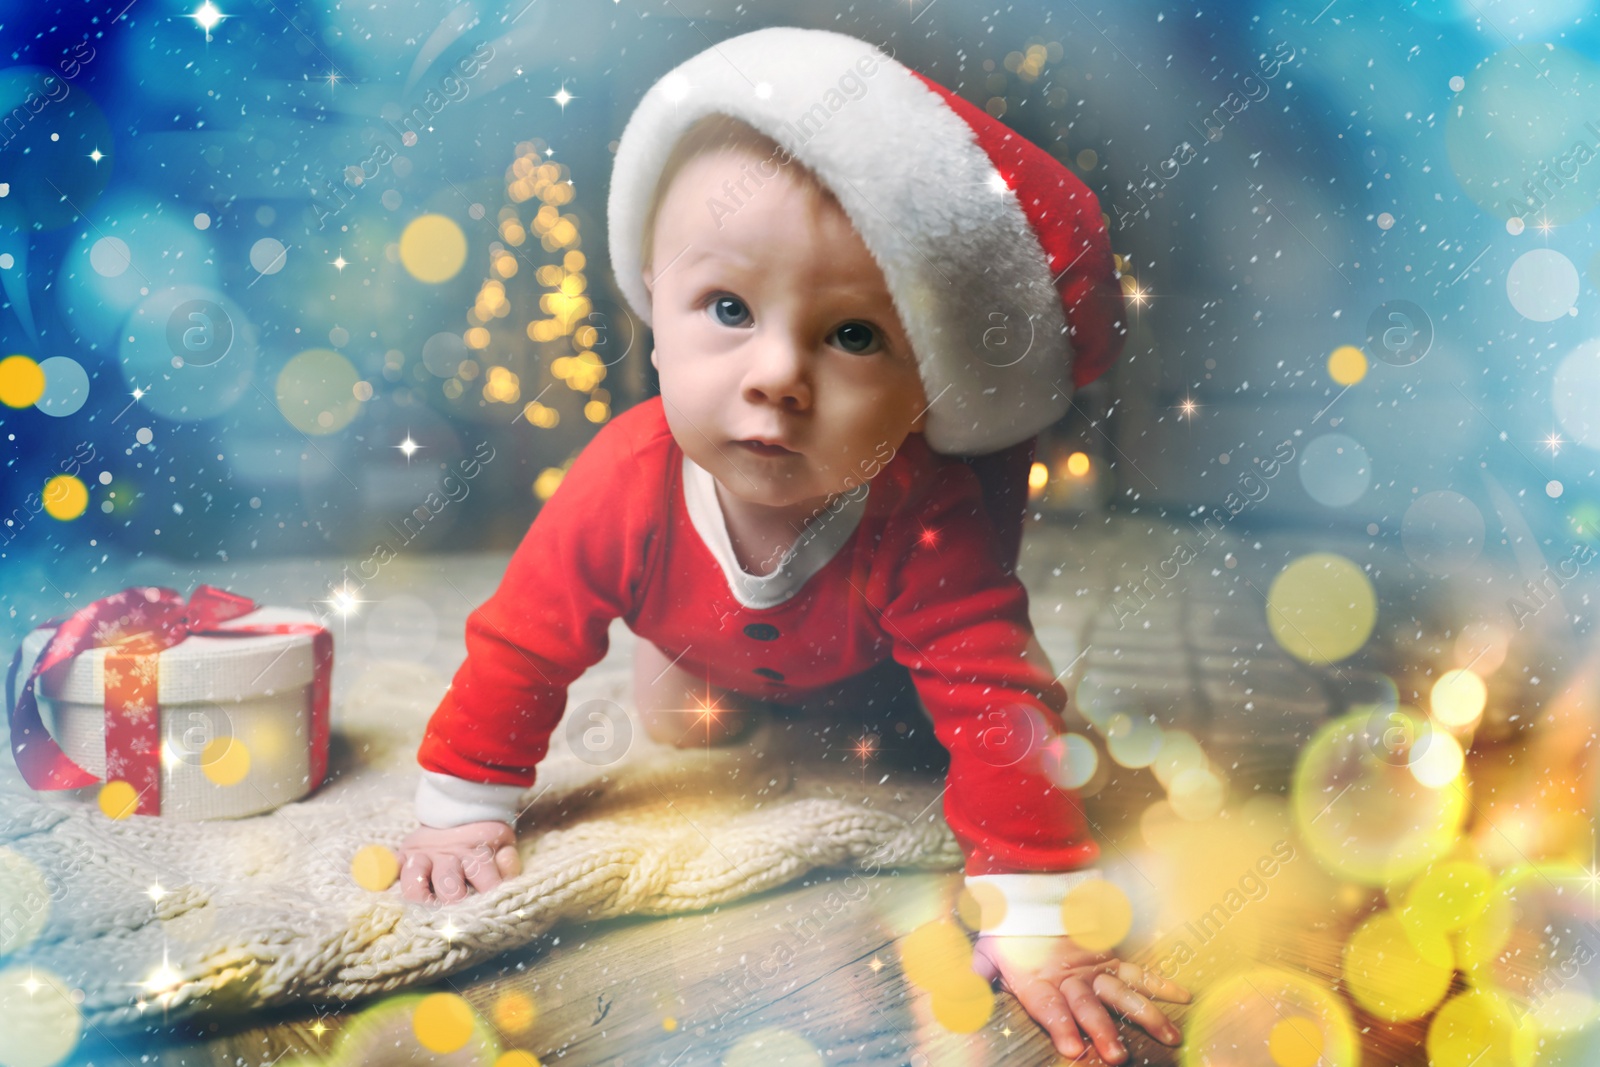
[1297,434,1372,508]
[1292,709,1468,884]
[0,965,82,1067]
[0,354,45,408]
[1342,911,1454,1021]
[401,214,469,283]
[276,349,362,435]
[1180,967,1357,1067]
[1507,249,1580,322]
[1430,669,1487,729]
[41,475,88,520]
[1327,345,1367,386]
[1266,553,1377,664]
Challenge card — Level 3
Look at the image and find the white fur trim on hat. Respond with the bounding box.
[607,26,1073,456]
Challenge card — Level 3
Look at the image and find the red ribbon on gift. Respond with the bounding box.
[5,584,333,817]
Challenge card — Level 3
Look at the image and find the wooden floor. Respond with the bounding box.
[42,512,1600,1067]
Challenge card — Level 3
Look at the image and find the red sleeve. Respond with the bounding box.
[415,410,660,788]
[878,459,1098,876]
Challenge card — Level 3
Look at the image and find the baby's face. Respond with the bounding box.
[644,147,928,525]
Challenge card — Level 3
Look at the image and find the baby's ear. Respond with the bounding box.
[650,347,659,371]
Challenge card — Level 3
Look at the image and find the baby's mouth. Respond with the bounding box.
[735,439,798,457]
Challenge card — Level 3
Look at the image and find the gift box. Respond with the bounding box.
[6,585,333,820]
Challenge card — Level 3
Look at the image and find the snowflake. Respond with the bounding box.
[132,658,160,687]
[105,753,128,779]
[121,699,154,723]
[101,666,123,690]
[128,736,154,755]
[91,620,123,644]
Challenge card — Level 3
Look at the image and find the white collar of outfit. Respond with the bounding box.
[681,454,868,611]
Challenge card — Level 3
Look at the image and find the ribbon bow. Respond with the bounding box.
[5,584,332,817]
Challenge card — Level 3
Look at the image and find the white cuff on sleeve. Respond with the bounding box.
[414,770,527,829]
[965,869,1105,938]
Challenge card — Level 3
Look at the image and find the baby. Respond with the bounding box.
[397,26,1188,1062]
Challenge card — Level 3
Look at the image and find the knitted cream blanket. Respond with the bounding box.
[0,636,962,1038]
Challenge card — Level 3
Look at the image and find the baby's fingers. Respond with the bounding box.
[1091,972,1183,1047]
[433,853,469,903]
[399,851,437,905]
[1010,977,1086,1061]
[461,844,507,896]
[1122,962,1191,1005]
[1060,977,1127,1064]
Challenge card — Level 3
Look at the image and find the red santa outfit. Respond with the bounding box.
[415,26,1127,937]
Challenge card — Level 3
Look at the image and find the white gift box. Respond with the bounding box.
[11,606,329,820]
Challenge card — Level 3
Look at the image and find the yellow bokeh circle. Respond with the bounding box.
[930,971,996,1033]
[0,355,45,408]
[1180,967,1357,1067]
[401,214,469,283]
[492,990,538,1033]
[1059,878,1132,953]
[1268,1015,1324,1067]
[1431,669,1488,729]
[956,881,1008,933]
[1266,553,1377,664]
[1290,709,1468,885]
[350,844,400,892]
[494,1053,541,1067]
[276,349,362,435]
[899,919,972,994]
[42,475,89,521]
[1327,345,1368,386]
[0,965,81,1067]
[201,737,250,786]
[98,780,140,819]
[1426,989,1537,1067]
[1341,911,1453,1021]
[412,991,477,1053]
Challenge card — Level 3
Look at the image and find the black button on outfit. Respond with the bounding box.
[753,667,785,681]
[743,623,780,641]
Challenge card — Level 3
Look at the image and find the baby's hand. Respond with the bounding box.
[972,934,1190,1063]
[396,820,522,905]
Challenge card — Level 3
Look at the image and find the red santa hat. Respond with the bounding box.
[606,26,1127,457]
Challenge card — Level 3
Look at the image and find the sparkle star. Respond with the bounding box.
[918,526,939,547]
[309,1018,330,1038]
[396,434,421,460]
[88,147,104,164]
[868,956,884,973]
[331,253,348,272]
[987,171,1011,195]
[324,70,342,89]
[1177,395,1198,418]
[132,387,146,400]
[1536,214,1555,236]
[551,83,576,112]
[1544,430,1564,455]
[187,1,226,41]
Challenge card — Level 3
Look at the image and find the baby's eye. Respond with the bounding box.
[708,295,751,328]
[831,321,883,355]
